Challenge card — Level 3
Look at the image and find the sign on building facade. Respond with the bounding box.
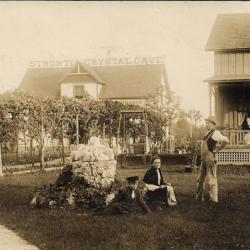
[29,56,166,68]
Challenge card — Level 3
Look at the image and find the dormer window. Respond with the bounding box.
[60,61,105,99]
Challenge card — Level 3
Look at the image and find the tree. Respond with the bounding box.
[187,109,203,138]
[175,117,191,139]
[146,89,181,151]
[0,90,175,166]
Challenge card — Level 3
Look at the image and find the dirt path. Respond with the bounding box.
[0,225,38,250]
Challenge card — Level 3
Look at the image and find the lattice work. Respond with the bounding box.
[217,151,250,164]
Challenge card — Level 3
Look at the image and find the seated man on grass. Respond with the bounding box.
[99,176,151,215]
[143,157,177,210]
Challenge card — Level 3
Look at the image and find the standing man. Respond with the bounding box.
[196,116,229,203]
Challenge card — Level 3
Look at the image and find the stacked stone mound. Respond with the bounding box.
[30,165,120,210]
[71,136,116,189]
[31,136,118,210]
[72,161,116,189]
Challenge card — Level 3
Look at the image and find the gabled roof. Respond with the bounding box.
[96,64,168,99]
[18,63,169,99]
[19,67,69,97]
[60,61,105,84]
[206,14,250,51]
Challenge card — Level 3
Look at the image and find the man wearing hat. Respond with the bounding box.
[99,176,151,215]
[196,115,229,203]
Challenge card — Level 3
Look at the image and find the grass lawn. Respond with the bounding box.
[0,168,250,250]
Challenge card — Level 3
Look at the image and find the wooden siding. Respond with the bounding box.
[214,51,250,76]
[236,52,244,75]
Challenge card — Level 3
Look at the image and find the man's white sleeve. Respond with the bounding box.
[211,130,229,143]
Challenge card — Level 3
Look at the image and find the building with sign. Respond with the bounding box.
[206,13,250,165]
[19,58,169,107]
[18,58,174,153]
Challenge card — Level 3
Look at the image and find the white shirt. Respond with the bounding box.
[211,130,229,143]
[156,169,161,185]
[207,130,229,143]
[131,190,135,199]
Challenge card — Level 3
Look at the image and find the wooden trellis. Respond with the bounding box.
[117,109,149,157]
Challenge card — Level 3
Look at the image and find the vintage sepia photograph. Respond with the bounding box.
[0,1,250,249]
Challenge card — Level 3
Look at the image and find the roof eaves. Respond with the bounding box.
[205,47,250,52]
[100,96,148,99]
[204,75,250,82]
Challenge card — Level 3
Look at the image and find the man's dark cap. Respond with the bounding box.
[126,176,139,183]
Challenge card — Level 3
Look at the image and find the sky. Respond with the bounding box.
[1,1,250,117]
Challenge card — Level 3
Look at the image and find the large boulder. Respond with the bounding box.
[30,136,119,210]
[71,135,116,189]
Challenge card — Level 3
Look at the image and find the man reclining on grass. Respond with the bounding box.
[143,157,177,210]
[96,176,151,215]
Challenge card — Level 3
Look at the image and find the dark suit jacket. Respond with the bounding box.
[110,187,151,214]
[143,167,165,186]
[143,167,167,205]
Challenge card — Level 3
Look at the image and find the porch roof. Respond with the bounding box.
[205,75,250,83]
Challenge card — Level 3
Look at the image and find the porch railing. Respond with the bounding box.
[219,130,250,147]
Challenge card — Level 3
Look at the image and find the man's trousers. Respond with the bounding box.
[196,158,218,203]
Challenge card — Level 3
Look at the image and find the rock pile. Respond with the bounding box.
[71,135,116,189]
[30,136,119,210]
[31,165,120,210]
[70,135,114,162]
[72,161,116,189]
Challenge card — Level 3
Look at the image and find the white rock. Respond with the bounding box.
[105,193,115,204]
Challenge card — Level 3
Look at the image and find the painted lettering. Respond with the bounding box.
[83,59,92,65]
[97,58,104,65]
[29,61,36,67]
[111,58,118,64]
[155,56,164,64]
[42,61,49,67]
[141,57,148,64]
[134,57,141,64]
[104,58,112,65]
[118,58,124,64]
[49,60,56,67]
[148,57,156,64]
[124,57,133,64]
[36,61,42,67]
[55,60,63,67]
[91,59,98,65]
[29,55,165,68]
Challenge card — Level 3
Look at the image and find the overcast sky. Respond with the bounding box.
[1,1,250,116]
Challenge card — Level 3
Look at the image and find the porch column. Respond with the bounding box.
[215,86,223,127]
[209,84,212,116]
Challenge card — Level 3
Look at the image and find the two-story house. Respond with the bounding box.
[206,13,250,164]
